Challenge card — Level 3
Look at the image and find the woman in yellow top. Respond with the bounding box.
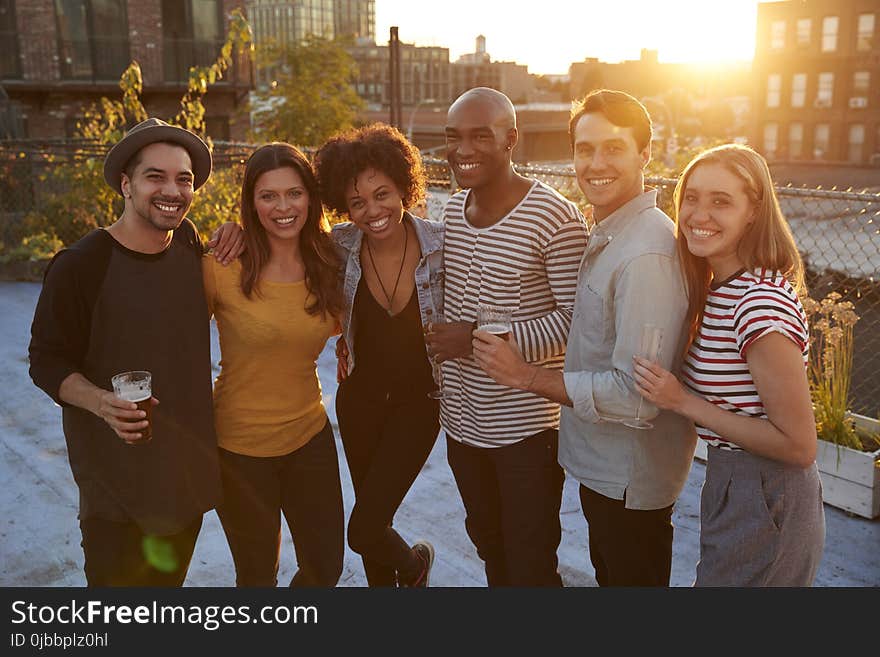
[202,143,344,587]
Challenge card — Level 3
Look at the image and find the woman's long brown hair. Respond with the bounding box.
[239,143,343,319]
[673,143,806,351]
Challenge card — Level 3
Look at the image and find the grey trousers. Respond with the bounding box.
[696,445,825,587]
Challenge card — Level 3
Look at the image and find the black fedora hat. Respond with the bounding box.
[103,118,212,196]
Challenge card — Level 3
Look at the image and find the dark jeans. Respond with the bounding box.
[216,420,344,587]
[446,429,564,587]
[579,484,674,587]
[80,515,203,587]
[336,381,439,586]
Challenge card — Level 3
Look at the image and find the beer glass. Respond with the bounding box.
[424,313,455,400]
[111,370,153,443]
[623,324,663,430]
[476,304,514,340]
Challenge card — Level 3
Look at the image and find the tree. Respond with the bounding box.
[252,35,365,147]
[14,9,252,255]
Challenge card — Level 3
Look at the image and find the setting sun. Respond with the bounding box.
[376,0,760,74]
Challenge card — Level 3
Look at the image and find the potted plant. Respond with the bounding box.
[803,292,880,519]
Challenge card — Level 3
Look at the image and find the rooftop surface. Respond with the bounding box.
[1,281,877,587]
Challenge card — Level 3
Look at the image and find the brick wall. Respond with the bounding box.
[126,0,163,84]
[16,0,59,81]
[6,0,252,140]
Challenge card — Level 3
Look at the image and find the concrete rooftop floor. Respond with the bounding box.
[1,281,877,587]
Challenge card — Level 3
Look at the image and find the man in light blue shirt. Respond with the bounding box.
[474,89,696,586]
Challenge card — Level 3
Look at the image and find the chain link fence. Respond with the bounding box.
[424,158,880,419]
[2,141,878,417]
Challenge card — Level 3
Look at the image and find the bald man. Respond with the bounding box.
[425,88,588,586]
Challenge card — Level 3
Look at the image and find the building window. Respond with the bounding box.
[852,71,870,101]
[789,122,804,158]
[162,0,222,83]
[848,124,865,162]
[857,13,875,51]
[766,73,781,108]
[816,72,834,107]
[791,73,807,107]
[763,123,778,157]
[796,18,811,48]
[821,16,838,52]
[54,0,129,80]
[0,0,20,78]
[770,20,786,50]
[814,123,830,159]
[875,125,880,164]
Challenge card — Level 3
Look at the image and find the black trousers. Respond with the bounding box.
[336,381,440,586]
[216,420,344,587]
[579,484,674,587]
[80,514,203,587]
[446,429,564,587]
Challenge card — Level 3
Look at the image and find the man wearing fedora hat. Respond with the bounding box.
[28,118,236,586]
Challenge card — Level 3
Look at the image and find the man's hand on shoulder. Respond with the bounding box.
[206,222,245,265]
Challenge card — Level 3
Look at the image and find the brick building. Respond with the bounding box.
[0,0,252,140]
[753,0,880,164]
[348,40,450,108]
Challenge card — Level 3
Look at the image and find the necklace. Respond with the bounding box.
[366,221,409,316]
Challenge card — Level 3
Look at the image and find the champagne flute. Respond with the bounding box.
[623,323,664,430]
[425,312,455,400]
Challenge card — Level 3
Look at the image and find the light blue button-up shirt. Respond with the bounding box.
[559,189,697,510]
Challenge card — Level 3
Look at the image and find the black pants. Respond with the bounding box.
[579,484,674,587]
[336,381,439,586]
[446,429,564,587]
[80,515,203,587]
[216,420,344,587]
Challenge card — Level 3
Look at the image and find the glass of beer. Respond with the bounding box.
[477,304,514,341]
[111,370,153,443]
[623,324,664,430]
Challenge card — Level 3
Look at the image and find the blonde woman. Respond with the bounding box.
[633,144,825,586]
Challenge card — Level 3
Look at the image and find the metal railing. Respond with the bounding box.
[2,141,878,417]
[57,37,130,81]
[424,157,880,419]
[163,38,224,84]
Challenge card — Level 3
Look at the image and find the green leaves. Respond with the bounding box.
[7,9,254,262]
[252,35,365,147]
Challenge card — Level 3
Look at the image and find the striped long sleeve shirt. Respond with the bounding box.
[682,269,809,450]
[440,180,589,447]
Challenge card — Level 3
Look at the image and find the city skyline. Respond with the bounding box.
[375,0,761,75]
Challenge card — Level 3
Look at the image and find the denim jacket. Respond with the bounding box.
[331,212,445,375]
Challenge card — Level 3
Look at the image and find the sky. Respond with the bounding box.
[375,0,761,75]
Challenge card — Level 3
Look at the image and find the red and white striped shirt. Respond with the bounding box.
[682,269,809,450]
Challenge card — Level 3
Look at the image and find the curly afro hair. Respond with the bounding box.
[314,123,426,216]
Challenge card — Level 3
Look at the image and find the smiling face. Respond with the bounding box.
[679,161,756,279]
[121,142,194,232]
[572,112,649,222]
[444,95,515,190]
[253,166,310,249]
[345,168,406,241]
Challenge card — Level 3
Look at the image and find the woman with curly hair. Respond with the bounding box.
[203,143,345,587]
[632,144,825,586]
[314,123,444,587]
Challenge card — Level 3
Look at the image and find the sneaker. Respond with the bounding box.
[408,540,435,588]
